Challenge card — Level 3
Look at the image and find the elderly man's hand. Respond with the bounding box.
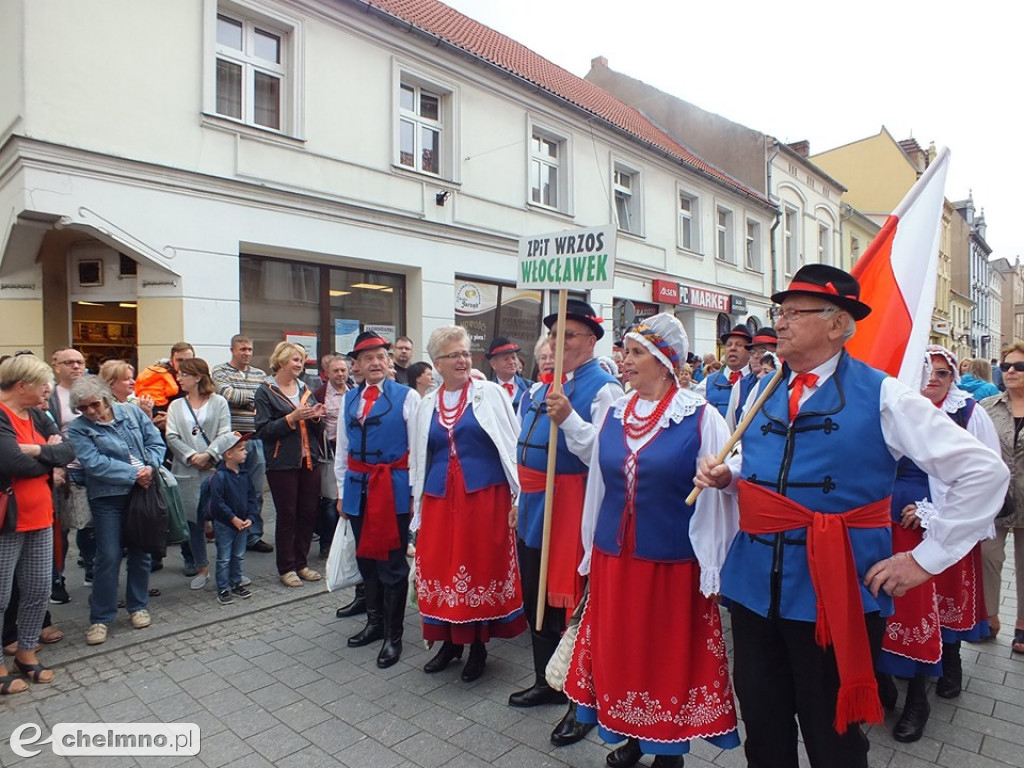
[864,552,931,598]
[695,454,732,490]
[545,391,572,425]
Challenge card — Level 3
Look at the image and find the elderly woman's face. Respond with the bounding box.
[77,395,112,423]
[435,338,472,391]
[17,379,50,409]
[922,354,954,405]
[622,339,667,396]
[110,370,136,402]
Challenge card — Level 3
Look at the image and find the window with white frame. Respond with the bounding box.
[784,206,800,275]
[530,128,567,211]
[746,219,762,271]
[214,9,290,131]
[817,223,831,266]
[716,206,735,264]
[678,190,700,252]
[399,81,442,175]
[613,164,641,234]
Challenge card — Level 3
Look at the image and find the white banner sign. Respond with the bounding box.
[517,225,616,290]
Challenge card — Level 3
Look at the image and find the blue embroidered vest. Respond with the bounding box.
[516,359,618,547]
[721,351,897,621]
[341,378,412,517]
[424,405,506,497]
[593,405,703,562]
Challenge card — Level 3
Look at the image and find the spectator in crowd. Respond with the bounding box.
[411,326,525,681]
[392,336,414,385]
[960,358,1001,400]
[212,335,272,554]
[694,326,753,418]
[991,358,1005,391]
[165,358,233,590]
[676,361,695,390]
[406,361,435,399]
[314,354,350,560]
[511,300,622,749]
[726,327,779,429]
[334,331,419,668]
[135,342,194,430]
[99,360,154,419]
[531,335,555,382]
[208,433,256,605]
[980,343,1024,655]
[0,354,76,692]
[255,342,326,588]
[67,378,165,646]
[693,352,717,384]
[486,337,532,412]
[46,347,89,605]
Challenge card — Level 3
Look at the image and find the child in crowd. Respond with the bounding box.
[209,432,257,605]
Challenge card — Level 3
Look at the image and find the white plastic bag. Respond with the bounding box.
[325,518,363,592]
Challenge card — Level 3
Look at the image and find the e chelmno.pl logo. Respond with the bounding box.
[10,723,200,758]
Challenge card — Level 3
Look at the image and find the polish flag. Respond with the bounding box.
[847,147,951,386]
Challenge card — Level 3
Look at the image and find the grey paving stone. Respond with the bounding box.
[201,685,255,718]
[301,717,366,754]
[245,681,303,712]
[325,694,385,725]
[493,743,571,768]
[221,703,279,740]
[392,730,463,768]
[270,663,322,688]
[336,735,405,768]
[294,677,348,707]
[938,743,1023,768]
[226,666,278,694]
[272,697,335,733]
[275,743,351,768]
[194,727,254,768]
[245,721,312,762]
[247,649,297,674]
[355,710,421,747]
[952,706,1024,747]
[980,734,1024,766]
[409,705,473,739]
[446,721,518,761]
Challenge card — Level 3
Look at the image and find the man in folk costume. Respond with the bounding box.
[695,325,753,418]
[696,264,1007,768]
[486,336,532,412]
[725,326,779,429]
[510,299,623,747]
[334,331,420,669]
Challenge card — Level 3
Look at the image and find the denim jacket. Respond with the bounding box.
[66,403,166,499]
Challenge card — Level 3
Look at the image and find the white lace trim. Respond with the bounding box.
[611,389,708,428]
[699,567,721,598]
[914,499,938,530]
[941,386,970,414]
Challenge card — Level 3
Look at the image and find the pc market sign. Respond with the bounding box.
[517,225,616,290]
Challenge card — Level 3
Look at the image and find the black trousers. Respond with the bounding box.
[730,603,885,768]
[350,513,410,587]
[517,538,568,639]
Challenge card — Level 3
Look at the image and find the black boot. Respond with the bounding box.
[893,675,930,743]
[551,701,594,746]
[461,641,487,682]
[424,641,464,673]
[377,580,407,668]
[650,756,684,768]
[336,582,367,618]
[606,737,642,768]
[936,641,962,699]
[876,672,898,711]
[508,631,568,707]
[347,577,383,648]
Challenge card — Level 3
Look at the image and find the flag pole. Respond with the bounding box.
[536,289,567,628]
[684,366,786,506]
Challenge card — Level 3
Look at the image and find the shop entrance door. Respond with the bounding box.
[71,301,138,373]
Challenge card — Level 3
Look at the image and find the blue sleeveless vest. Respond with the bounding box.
[424,405,506,497]
[495,374,532,412]
[341,378,412,517]
[516,359,618,547]
[734,371,759,423]
[593,405,703,562]
[721,352,897,621]
[705,368,748,418]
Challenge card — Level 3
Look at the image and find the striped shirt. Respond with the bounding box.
[211,362,266,433]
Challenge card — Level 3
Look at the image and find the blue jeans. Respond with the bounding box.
[213,520,247,591]
[187,519,210,570]
[245,439,266,546]
[90,493,151,624]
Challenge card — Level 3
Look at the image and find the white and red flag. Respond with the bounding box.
[846,147,951,385]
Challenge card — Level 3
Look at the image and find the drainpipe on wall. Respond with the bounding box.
[766,138,782,296]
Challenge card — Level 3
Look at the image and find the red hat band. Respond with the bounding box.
[786,280,857,302]
[353,337,387,353]
[749,334,778,347]
[489,343,519,357]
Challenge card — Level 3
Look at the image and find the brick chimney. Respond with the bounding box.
[787,140,810,158]
[591,56,608,69]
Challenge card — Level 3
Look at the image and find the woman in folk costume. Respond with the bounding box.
[411,326,527,682]
[564,313,740,768]
[876,345,999,743]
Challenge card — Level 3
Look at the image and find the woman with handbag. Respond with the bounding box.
[563,314,740,768]
[165,358,232,590]
[980,342,1024,655]
[66,378,165,646]
[254,342,326,588]
[0,355,76,693]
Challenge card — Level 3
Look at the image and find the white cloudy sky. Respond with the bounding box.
[444,0,1021,262]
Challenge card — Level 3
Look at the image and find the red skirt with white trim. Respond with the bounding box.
[414,458,526,644]
[879,524,942,672]
[934,542,989,640]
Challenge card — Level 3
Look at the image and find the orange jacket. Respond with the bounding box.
[134,363,179,407]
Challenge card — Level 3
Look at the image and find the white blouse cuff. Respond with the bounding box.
[699,567,721,598]
[914,500,938,530]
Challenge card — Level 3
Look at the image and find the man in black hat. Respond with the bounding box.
[695,264,1006,768]
[510,299,623,748]
[486,336,532,412]
[725,326,779,429]
[333,331,420,669]
[695,324,753,418]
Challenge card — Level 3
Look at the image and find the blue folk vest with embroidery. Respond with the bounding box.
[721,352,897,621]
[593,404,703,562]
[516,359,618,547]
[341,378,412,517]
[424,405,506,497]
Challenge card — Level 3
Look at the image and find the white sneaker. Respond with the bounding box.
[190,572,209,590]
[130,610,151,629]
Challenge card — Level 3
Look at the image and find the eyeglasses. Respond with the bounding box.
[548,331,594,341]
[1000,361,1024,373]
[930,369,953,379]
[435,351,472,362]
[769,306,833,323]
[56,359,85,367]
[78,400,105,412]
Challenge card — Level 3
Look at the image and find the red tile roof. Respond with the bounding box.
[361,0,772,206]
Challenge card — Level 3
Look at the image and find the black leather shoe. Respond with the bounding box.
[336,583,367,618]
[377,636,402,668]
[651,756,683,768]
[424,641,464,673]
[551,702,594,746]
[606,737,642,768]
[461,641,487,682]
[936,641,962,699]
[508,682,568,708]
[248,540,274,553]
[893,678,930,743]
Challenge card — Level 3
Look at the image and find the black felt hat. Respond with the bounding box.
[543,299,605,340]
[347,331,390,359]
[485,337,521,359]
[770,264,872,321]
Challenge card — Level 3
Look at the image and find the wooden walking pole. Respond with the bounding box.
[684,365,786,506]
[536,289,568,628]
